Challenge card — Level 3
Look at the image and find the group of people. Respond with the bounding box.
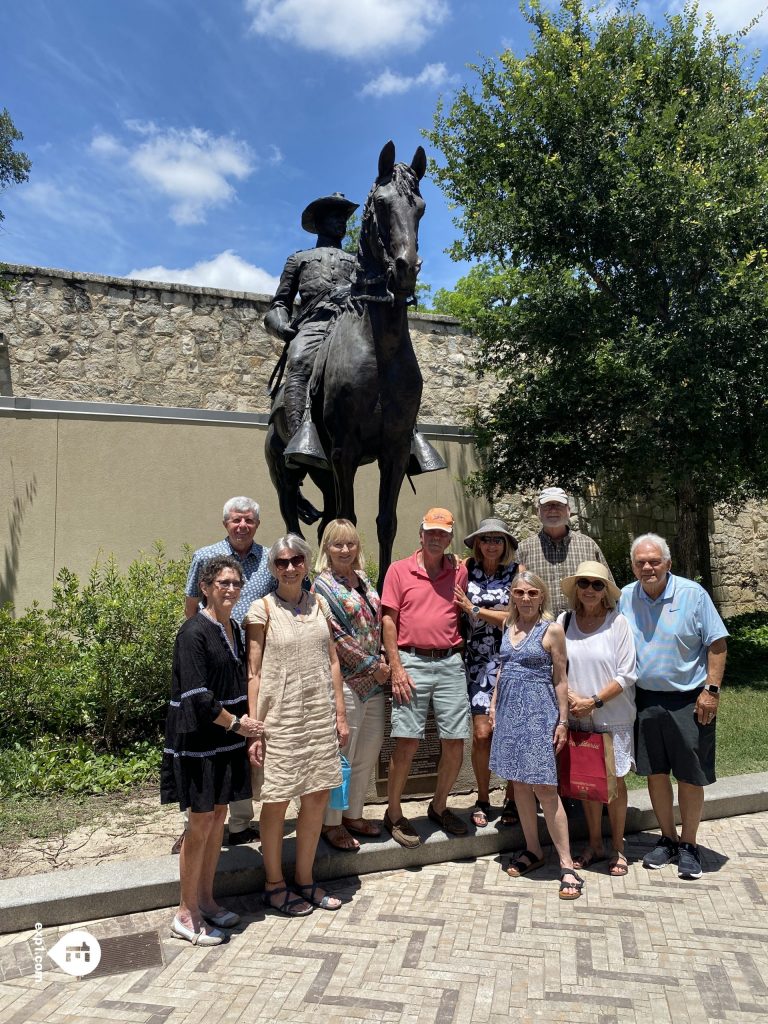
[161,488,728,944]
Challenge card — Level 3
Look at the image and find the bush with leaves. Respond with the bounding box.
[0,544,189,753]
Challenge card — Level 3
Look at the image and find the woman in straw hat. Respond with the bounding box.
[559,560,637,876]
[454,517,522,828]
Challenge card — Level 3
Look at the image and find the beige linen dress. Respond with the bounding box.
[246,592,342,802]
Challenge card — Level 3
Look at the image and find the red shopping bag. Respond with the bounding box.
[558,729,617,804]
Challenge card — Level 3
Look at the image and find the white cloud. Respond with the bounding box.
[89,133,125,158]
[126,250,279,294]
[91,123,255,226]
[361,61,457,98]
[244,0,449,58]
[693,0,768,38]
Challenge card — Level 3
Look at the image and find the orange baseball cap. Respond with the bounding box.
[421,507,454,532]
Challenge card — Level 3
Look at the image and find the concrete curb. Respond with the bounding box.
[2,771,767,934]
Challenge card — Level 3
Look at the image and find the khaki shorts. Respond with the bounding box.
[390,651,470,740]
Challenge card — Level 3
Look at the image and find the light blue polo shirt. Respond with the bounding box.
[618,574,728,693]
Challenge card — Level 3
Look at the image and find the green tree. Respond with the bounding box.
[0,107,31,223]
[426,0,768,586]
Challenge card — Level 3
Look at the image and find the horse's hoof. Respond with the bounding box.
[297,497,322,525]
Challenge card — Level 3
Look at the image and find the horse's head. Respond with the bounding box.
[355,141,427,302]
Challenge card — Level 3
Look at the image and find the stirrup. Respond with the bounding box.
[284,419,329,470]
[407,429,446,475]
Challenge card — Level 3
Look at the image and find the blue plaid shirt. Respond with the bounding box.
[185,538,275,624]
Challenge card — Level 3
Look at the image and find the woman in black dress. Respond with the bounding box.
[161,555,262,945]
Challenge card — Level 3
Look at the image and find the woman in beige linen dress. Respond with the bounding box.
[245,534,349,916]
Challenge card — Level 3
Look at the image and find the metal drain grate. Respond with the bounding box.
[89,930,164,978]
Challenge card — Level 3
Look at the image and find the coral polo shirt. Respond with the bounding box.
[381,551,467,649]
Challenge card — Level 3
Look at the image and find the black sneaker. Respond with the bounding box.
[677,842,703,879]
[228,825,260,846]
[642,835,678,869]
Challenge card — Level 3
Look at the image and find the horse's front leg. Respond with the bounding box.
[376,442,410,590]
[330,438,360,524]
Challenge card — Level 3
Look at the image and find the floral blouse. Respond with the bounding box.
[311,568,384,703]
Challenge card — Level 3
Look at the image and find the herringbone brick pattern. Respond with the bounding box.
[1,810,767,1023]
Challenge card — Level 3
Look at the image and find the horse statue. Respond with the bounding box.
[264,140,444,586]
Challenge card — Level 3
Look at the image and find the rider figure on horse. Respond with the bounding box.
[264,192,359,462]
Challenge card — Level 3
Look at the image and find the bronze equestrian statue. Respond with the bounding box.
[264,141,444,587]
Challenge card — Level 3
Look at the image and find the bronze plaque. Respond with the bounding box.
[376,696,441,794]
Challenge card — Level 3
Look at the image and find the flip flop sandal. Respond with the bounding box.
[471,801,491,828]
[573,848,607,870]
[500,799,519,827]
[342,817,382,837]
[262,886,313,917]
[506,850,546,877]
[296,882,342,911]
[609,851,629,876]
[321,825,360,851]
[558,870,585,900]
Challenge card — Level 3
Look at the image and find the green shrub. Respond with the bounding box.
[0,543,189,751]
[0,738,160,798]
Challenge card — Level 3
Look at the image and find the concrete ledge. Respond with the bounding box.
[2,771,767,934]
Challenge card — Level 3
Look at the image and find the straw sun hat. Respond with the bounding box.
[560,560,620,605]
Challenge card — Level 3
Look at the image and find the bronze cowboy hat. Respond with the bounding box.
[301,192,359,234]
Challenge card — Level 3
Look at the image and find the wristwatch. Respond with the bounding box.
[471,604,481,619]
[591,694,604,708]
[704,684,721,696]
[227,715,241,732]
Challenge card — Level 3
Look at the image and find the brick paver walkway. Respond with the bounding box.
[1,810,767,1023]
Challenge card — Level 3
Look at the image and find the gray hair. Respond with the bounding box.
[630,533,671,563]
[506,570,553,624]
[268,533,312,575]
[223,496,260,521]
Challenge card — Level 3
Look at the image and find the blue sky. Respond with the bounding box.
[1,0,766,299]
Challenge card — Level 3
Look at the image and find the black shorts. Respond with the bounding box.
[634,688,716,786]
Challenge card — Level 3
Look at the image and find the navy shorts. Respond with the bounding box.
[634,688,716,786]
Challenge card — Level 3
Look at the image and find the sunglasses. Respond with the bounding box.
[576,579,606,591]
[214,579,242,590]
[274,555,306,569]
[512,588,540,598]
[478,535,504,544]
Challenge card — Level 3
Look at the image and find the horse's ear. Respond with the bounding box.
[378,140,396,181]
[411,146,427,181]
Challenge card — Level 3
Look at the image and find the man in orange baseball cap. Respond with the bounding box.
[379,508,470,847]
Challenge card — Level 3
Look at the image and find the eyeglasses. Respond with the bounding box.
[274,555,306,569]
[512,588,540,598]
[329,541,357,550]
[576,579,606,591]
[214,579,242,590]
[478,535,504,544]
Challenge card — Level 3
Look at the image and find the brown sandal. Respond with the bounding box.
[342,817,382,837]
[609,851,629,876]
[321,825,360,851]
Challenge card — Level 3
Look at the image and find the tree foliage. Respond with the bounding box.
[0,107,31,223]
[426,0,768,580]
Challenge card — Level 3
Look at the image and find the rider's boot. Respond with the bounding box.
[283,379,329,470]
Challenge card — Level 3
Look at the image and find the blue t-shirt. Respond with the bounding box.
[618,573,728,692]
[185,538,275,624]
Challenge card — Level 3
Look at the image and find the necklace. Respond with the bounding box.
[277,589,305,615]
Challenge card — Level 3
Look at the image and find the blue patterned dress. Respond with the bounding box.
[489,620,559,785]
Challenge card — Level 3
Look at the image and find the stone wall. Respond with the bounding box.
[2,264,766,617]
[0,265,480,421]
